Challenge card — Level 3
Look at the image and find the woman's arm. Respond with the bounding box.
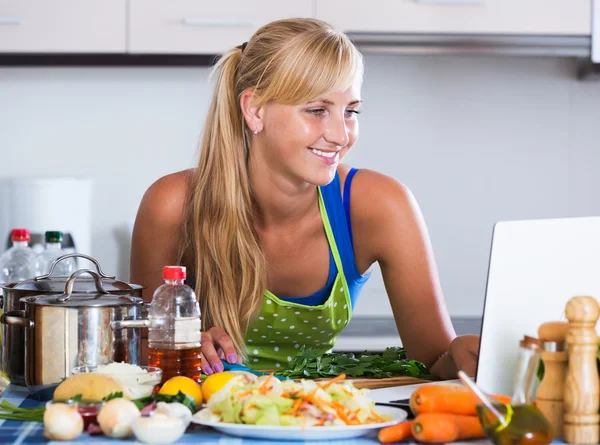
[130,171,190,365]
[130,169,239,373]
[348,169,479,379]
[130,171,190,302]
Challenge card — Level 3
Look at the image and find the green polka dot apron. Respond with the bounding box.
[244,187,353,370]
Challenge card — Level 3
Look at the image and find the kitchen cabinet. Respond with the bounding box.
[128,0,313,54]
[0,0,126,53]
[316,0,592,36]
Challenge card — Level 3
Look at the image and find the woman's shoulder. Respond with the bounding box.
[338,165,419,237]
[338,165,415,212]
[137,169,195,226]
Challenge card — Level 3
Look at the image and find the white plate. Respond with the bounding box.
[191,405,407,441]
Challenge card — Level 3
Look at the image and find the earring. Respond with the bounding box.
[253,128,258,135]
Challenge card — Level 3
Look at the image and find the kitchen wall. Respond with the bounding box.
[1,54,599,320]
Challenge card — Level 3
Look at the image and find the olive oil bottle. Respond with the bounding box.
[476,336,553,445]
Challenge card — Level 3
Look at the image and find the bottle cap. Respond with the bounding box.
[45,231,63,243]
[520,335,542,350]
[163,266,186,281]
[11,228,30,242]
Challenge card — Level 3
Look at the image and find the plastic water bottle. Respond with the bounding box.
[0,228,37,285]
[148,266,202,384]
[35,231,76,276]
[0,229,36,379]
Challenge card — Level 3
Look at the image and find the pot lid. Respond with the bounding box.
[5,277,143,294]
[1,253,145,294]
[22,293,143,308]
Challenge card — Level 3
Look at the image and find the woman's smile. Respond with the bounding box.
[308,147,340,165]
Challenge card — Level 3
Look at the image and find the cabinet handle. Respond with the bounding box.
[181,18,253,27]
[0,17,20,25]
[415,0,485,3]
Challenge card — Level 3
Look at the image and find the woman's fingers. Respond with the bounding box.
[449,334,480,378]
[200,330,223,375]
[209,327,238,365]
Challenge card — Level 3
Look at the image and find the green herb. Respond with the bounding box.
[0,400,45,422]
[103,392,123,401]
[276,346,437,380]
[133,391,199,413]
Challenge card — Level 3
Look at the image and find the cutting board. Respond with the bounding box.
[311,376,431,389]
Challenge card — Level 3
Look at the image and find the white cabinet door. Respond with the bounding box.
[0,0,126,53]
[129,0,313,54]
[316,0,591,36]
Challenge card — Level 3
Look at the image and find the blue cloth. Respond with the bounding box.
[279,169,371,309]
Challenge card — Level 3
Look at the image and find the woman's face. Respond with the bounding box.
[256,79,362,186]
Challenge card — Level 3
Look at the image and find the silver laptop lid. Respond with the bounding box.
[476,216,600,396]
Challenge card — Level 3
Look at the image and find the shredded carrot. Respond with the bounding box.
[342,388,354,397]
[258,374,274,394]
[312,397,351,424]
[284,399,303,416]
[370,407,387,423]
[319,374,347,390]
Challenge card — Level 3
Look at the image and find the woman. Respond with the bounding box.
[130,18,479,380]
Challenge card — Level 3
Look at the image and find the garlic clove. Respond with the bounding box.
[154,401,192,427]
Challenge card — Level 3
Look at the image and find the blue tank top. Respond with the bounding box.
[280,168,371,309]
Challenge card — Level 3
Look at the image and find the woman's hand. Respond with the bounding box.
[201,327,240,375]
[449,334,480,377]
[430,334,480,380]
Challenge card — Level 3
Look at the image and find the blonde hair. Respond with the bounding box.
[180,18,363,359]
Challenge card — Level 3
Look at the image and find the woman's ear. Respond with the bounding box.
[240,88,264,134]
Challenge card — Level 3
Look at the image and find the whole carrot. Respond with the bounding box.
[378,420,413,443]
[410,384,511,415]
[412,413,485,443]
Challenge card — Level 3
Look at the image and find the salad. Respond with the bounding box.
[193,374,391,427]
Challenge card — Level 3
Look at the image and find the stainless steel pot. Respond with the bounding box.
[0,254,145,386]
[1,269,146,399]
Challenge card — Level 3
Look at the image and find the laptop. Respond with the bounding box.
[475,216,600,397]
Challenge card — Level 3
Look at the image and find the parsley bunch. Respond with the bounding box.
[277,346,437,380]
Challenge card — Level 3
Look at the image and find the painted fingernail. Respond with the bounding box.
[204,365,214,375]
[227,354,237,364]
[214,363,224,373]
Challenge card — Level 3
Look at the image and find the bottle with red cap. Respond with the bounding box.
[0,229,37,285]
[148,266,202,384]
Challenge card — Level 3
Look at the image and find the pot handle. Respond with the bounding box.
[0,310,34,329]
[111,319,150,330]
[57,269,108,303]
[34,253,116,281]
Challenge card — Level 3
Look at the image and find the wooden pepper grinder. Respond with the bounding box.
[563,296,600,444]
[536,321,569,438]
